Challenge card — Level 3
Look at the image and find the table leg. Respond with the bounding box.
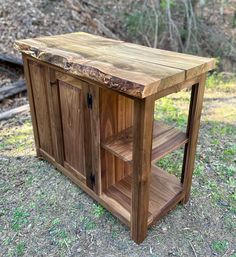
[131,96,155,244]
[181,73,206,204]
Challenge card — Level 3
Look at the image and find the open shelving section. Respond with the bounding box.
[101,165,184,227]
[100,119,188,227]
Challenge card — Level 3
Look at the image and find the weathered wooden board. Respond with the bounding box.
[15,32,215,98]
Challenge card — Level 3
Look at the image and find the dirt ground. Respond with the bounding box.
[0,84,235,257]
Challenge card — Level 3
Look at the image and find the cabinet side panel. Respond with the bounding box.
[100,88,133,191]
[59,81,85,175]
[28,60,53,156]
[22,56,40,155]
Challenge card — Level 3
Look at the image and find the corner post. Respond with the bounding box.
[181,73,207,203]
[131,95,155,244]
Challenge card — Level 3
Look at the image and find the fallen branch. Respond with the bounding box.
[0,53,23,68]
[0,104,29,121]
[0,79,26,101]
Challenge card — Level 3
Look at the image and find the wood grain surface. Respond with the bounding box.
[104,165,183,228]
[28,60,53,156]
[100,88,133,191]
[102,120,188,164]
[15,32,215,98]
[59,80,85,176]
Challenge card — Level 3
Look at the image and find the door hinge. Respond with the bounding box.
[50,80,57,87]
[90,174,95,185]
[87,93,93,109]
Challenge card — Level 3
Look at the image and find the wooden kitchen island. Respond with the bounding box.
[15,32,215,244]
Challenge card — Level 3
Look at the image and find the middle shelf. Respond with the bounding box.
[101,120,188,164]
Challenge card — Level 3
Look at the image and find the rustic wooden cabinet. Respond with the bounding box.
[16,32,215,244]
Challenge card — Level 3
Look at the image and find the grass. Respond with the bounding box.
[11,208,30,231]
[92,204,105,218]
[206,71,236,92]
[211,240,229,254]
[0,74,235,256]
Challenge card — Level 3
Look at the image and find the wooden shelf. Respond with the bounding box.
[101,120,188,164]
[101,166,184,227]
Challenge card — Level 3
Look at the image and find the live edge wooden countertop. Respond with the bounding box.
[15,32,215,98]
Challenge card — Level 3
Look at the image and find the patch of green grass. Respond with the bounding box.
[228,177,236,188]
[15,242,26,256]
[224,214,236,231]
[207,180,222,202]
[156,149,183,177]
[49,218,72,249]
[155,97,187,128]
[80,216,96,230]
[211,138,220,146]
[194,164,205,177]
[223,144,236,158]
[225,165,236,177]
[0,122,33,151]
[51,218,61,226]
[206,72,236,92]
[211,240,228,254]
[92,204,105,218]
[11,208,30,231]
[208,122,235,137]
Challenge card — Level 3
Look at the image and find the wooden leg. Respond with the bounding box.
[181,73,206,204]
[131,96,155,244]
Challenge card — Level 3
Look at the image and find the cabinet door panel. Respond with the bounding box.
[29,61,53,156]
[59,80,85,176]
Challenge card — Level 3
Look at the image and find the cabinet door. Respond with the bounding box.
[48,70,101,193]
[28,61,53,157]
[59,79,85,176]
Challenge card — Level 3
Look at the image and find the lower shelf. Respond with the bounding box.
[102,165,184,227]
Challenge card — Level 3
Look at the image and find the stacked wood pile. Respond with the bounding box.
[0,54,28,121]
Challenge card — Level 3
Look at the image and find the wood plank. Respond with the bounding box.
[0,53,23,67]
[0,104,29,121]
[39,32,215,76]
[154,76,201,100]
[22,55,40,156]
[16,38,183,98]
[0,79,26,101]
[99,88,133,191]
[59,80,85,175]
[101,120,188,164]
[181,74,206,203]
[131,96,155,244]
[104,166,183,228]
[28,60,53,156]
[15,32,215,99]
